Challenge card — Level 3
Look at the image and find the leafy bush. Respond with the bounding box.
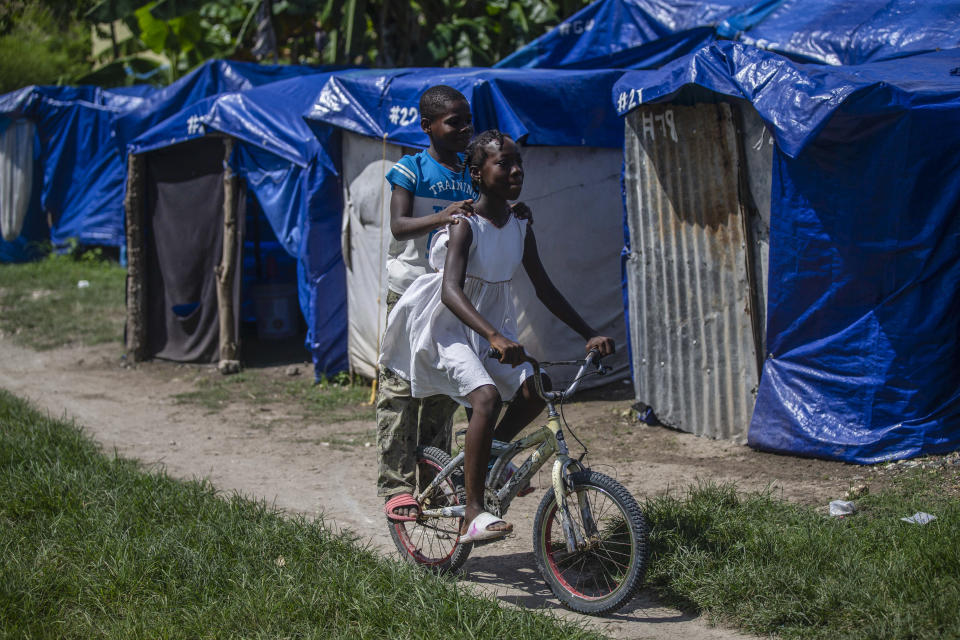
[0,2,92,93]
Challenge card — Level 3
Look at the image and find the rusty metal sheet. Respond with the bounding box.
[623,102,761,441]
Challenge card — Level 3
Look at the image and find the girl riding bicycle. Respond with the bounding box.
[380,129,614,543]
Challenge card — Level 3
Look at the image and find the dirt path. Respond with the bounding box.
[0,337,868,639]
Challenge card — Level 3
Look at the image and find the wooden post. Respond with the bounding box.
[124,152,146,362]
[216,137,241,374]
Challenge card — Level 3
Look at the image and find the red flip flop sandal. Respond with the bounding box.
[384,493,420,522]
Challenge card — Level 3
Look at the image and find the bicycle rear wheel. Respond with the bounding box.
[533,470,649,615]
[388,446,471,574]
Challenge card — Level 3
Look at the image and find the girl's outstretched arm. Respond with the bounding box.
[441,221,526,365]
[521,226,615,356]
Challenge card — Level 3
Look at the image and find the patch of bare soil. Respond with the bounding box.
[0,337,877,639]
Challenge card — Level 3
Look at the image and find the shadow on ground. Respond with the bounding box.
[461,551,699,624]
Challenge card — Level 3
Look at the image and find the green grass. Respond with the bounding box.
[0,250,373,423]
[0,389,598,639]
[172,370,374,423]
[643,473,960,639]
[0,250,126,350]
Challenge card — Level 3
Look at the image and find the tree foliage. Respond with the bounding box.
[322,0,593,67]
[0,0,593,91]
[0,1,95,93]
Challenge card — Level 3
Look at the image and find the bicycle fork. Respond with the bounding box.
[548,418,596,554]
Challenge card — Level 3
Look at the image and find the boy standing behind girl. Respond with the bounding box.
[377,85,476,519]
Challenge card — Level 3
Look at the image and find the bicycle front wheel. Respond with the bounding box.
[533,470,649,615]
[388,446,471,574]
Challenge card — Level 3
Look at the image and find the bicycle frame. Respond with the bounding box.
[417,351,604,553]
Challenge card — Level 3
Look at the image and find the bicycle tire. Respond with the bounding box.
[533,470,649,615]
[387,446,472,574]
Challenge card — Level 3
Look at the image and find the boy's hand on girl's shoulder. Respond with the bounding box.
[439,199,474,226]
[511,201,533,225]
[585,335,615,357]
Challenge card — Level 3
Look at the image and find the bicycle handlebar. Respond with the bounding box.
[486,347,606,402]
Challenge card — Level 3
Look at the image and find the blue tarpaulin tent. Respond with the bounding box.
[496,0,778,70]
[614,41,960,462]
[729,0,960,65]
[0,85,152,251]
[113,59,323,158]
[127,70,349,375]
[0,60,324,263]
[499,0,960,70]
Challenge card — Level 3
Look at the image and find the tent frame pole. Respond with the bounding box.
[217,137,241,374]
[124,152,146,362]
[731,102,767,380]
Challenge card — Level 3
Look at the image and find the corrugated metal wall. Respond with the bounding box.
[623,102,763,441]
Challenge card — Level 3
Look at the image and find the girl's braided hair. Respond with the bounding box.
[465,129,509,189]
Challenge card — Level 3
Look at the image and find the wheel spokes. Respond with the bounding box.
[547,486,634,598]
[397,459,464,565]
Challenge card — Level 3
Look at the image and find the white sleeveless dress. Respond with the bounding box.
[379,213,534,407]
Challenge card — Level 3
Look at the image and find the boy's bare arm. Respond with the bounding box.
[389,188,474,241]
[440,221,526,365]
[521,227,615,355]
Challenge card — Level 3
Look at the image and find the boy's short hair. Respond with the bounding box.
[419,85,468,122]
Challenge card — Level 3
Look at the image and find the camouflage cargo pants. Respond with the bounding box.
[377,290,460,497]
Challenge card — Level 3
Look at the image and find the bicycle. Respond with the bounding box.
[387,349,650,615]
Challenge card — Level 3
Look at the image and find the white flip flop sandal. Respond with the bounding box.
[459,511,513,544]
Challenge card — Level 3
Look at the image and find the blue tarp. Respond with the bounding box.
[303,67,626,148]
[731,0,960,66]
[113,59,324,157]
[614,41,960,157]
[496,0,779,70]
[129,70,349,375]
[0,85,151,248]
[614,42,960,462]
[0,61,328,259]
[500,0,960,70]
